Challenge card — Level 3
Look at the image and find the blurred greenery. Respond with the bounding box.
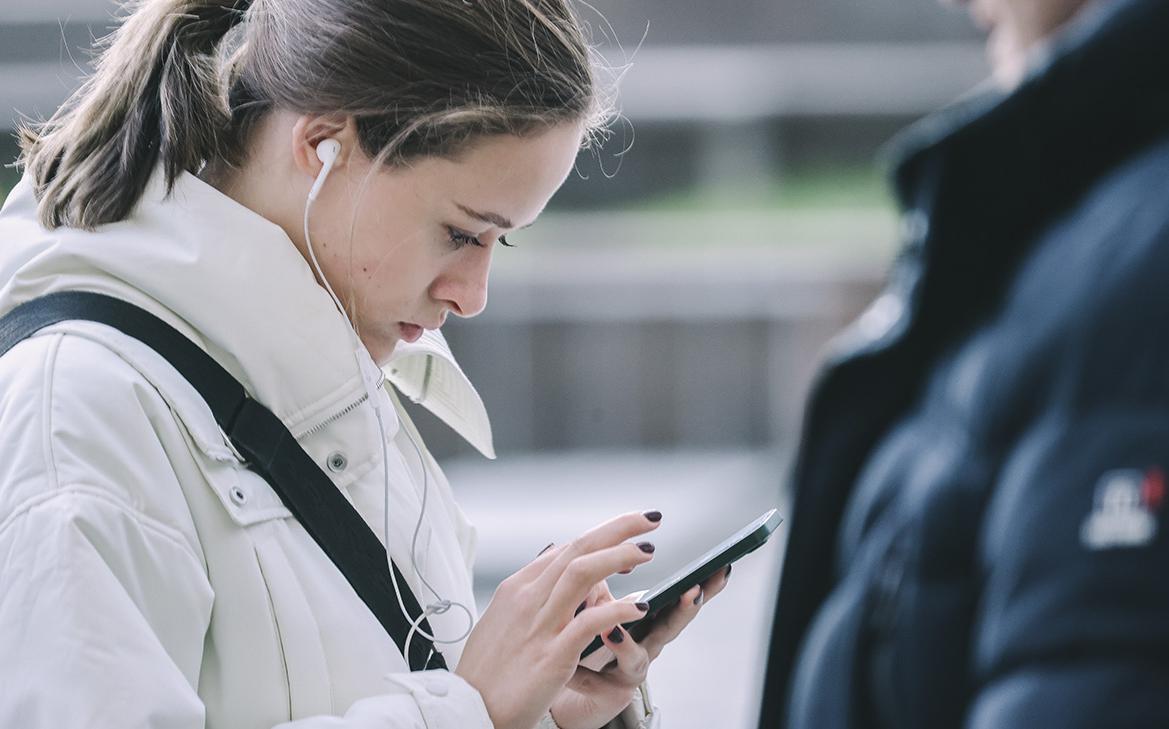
[508,165,900,258]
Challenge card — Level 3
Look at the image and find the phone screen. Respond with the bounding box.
[580,507,782,661]
[638,508,781,609]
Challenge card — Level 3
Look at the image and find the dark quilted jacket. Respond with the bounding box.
[759,0,1169,726]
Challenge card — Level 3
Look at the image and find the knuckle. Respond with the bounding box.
[495,574,519,597]
[515,582,541,606]
[500,582,532,610]
[567,535,589,557]
[564,557,592,583]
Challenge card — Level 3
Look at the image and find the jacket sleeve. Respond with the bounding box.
[533,682,660,729]
[967,409,1169,728]
[606,682,661,729]
[0,486,214,727]
[0,333,495,729]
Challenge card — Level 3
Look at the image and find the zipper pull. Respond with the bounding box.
[355,346,384,393]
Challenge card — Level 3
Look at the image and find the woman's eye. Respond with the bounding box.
[447,227,484,249]
[446,227,517,249]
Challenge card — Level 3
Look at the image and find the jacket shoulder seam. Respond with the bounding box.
[28,331,208,569]
[0,483,207,569]
[38,333,64,492]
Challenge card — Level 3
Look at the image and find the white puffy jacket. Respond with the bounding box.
[0,167,657,729]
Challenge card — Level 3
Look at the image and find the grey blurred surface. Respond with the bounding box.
[445,448,790,729]
[406,241,888,459]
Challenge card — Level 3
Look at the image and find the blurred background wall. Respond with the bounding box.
[0,2,988,725]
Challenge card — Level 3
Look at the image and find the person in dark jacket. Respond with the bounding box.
[758,0,1169,726]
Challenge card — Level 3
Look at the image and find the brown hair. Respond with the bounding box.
[17,0,609,230]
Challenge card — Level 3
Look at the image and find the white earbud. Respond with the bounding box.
[316,138,341,164]
[308,138,341,202]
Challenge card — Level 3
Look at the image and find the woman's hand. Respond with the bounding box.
[548,566,733,729]
[454,511,662,729]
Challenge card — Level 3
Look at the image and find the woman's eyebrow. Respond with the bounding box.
[455,202,540,230]
[456,203,513,229]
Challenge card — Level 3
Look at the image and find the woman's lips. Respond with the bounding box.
[398,322,424,343]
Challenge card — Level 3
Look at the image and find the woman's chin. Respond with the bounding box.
[357,331,401,367]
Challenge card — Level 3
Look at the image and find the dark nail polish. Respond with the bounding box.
[575,601,587,617]
[693,589,704,606]
[643,510,662,523]
[619,568,633,574]
[635,602,650,612]
[637,542,656,554]
[537,542,554,556]
[608,627,624,643]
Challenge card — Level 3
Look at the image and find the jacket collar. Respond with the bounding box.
[888,0,1169,254]
[856,0,1169,358]
[0,164,494,457]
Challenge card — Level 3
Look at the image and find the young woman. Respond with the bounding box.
[0,0,729,727]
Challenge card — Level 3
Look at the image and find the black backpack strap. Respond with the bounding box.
[0,291,447,671]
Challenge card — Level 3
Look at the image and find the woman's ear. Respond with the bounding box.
[290,114,359,180]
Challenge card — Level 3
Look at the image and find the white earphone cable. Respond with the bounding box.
[303,145,474,663]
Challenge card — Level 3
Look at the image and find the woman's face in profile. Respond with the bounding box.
[306,122,583,364]
[951,0,1092,83]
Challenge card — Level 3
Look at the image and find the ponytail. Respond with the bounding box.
[17,0,606,231]
[16,0,250,230]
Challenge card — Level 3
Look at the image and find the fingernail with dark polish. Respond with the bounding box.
[694,589,704,606]
[635,602,650,612]
[637,542,656,554]
[537,542,554,556]
[619,568,633,574]
[608,627,624,643]
[575,601,587,617]
[643,510,662,523]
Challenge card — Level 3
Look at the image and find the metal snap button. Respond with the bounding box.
[229,486,248,506]
[327,451,348,473]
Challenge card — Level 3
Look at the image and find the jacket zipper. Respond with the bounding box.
[296,393,369,439]
[866,531,909,729]
[296,370,385,440]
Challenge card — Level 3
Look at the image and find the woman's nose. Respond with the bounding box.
[434,248,491,318]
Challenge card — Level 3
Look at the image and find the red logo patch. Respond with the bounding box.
[1142,467,1165,511]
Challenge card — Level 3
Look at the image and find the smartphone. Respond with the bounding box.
[579,507,782,661]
